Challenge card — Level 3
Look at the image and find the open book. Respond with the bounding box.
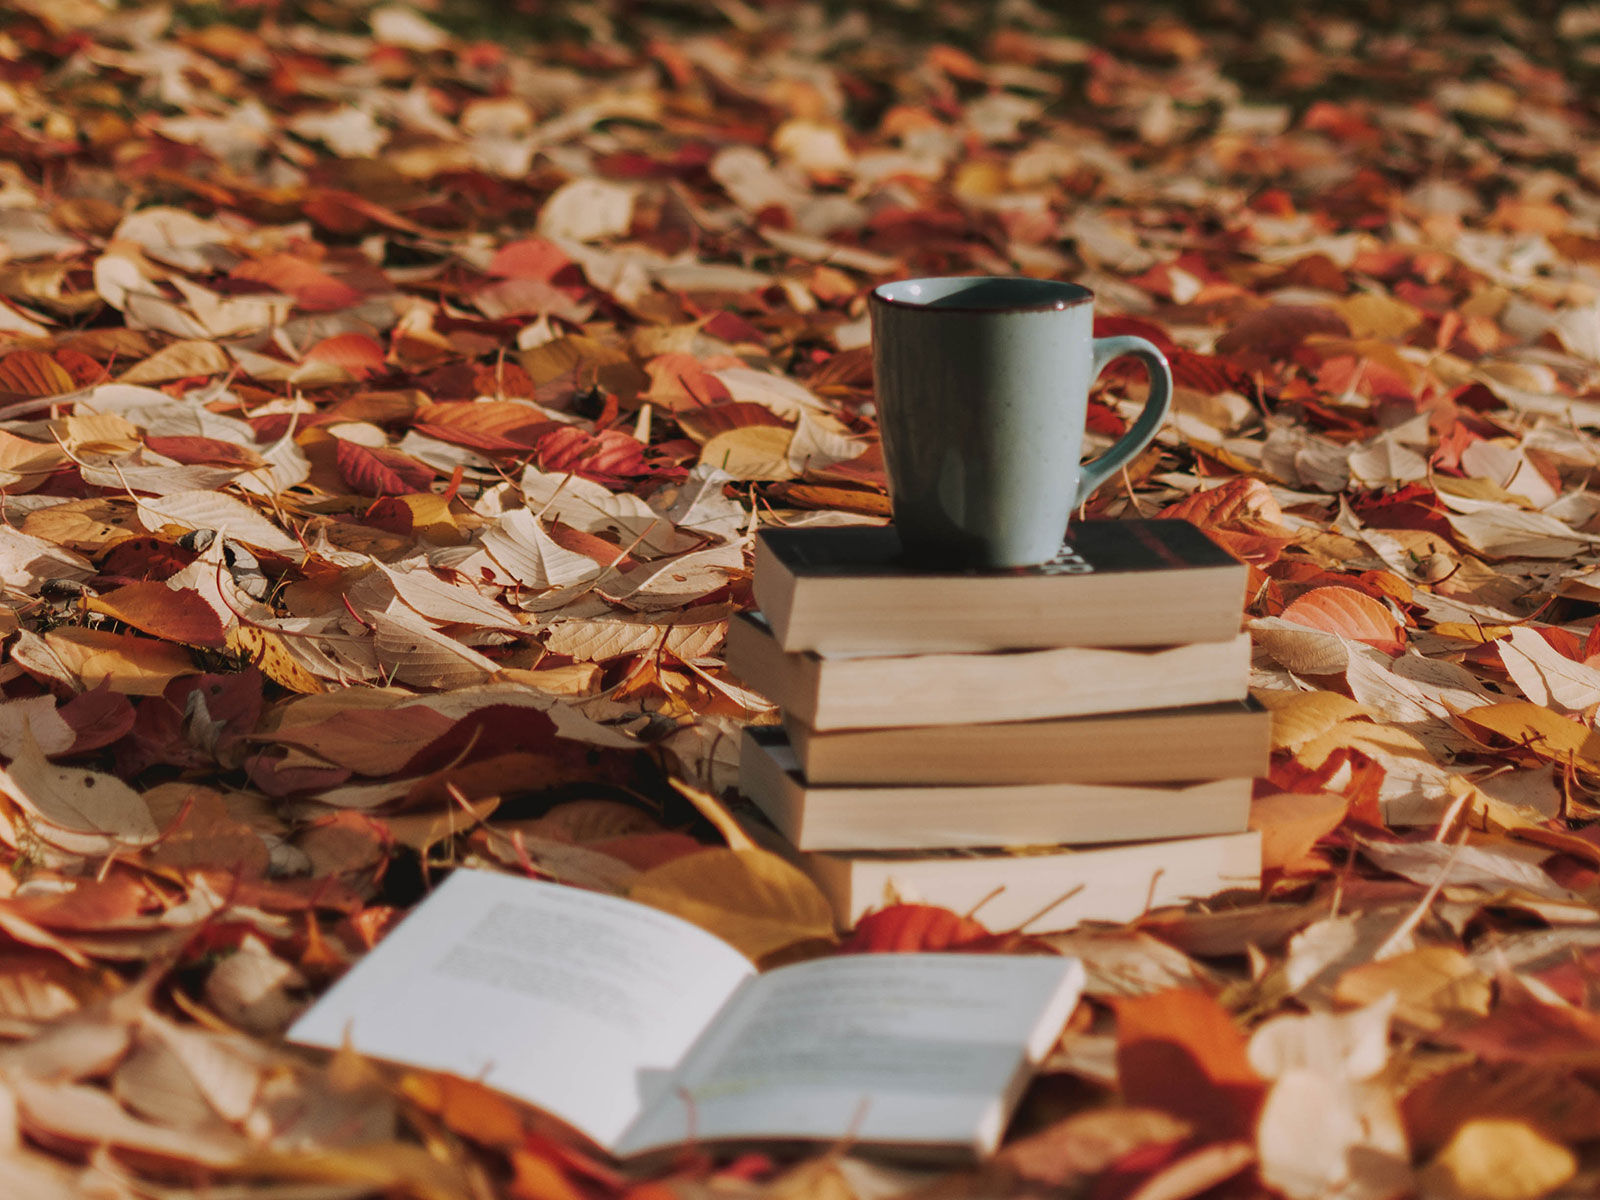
[288,869,1086,1161]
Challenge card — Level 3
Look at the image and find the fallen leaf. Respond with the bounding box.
[627,847,836,960]
[1113,988,1264,1139]
[1417,1119,1575,1200]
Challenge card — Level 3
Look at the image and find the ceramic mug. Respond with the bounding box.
[869,276,1173,569]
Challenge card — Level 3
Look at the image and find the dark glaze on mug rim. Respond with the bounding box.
[870,275,1095,314]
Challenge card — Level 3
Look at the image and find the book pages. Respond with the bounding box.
[288,870,755,1149]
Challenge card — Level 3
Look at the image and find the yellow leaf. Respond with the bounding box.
[700,424,796,481]
[1333,293,1423,340]
[226,625,325,694]
[1295,718,1432,771]
[19,499,137,553]
[1333,947,1490,1033]
[1454,701,1600,764]
[395,492,463,543]
[1429,622,1513,644]
[117,338,232,384]
[56,410,140,454]
[0,728,159,852]
[1256,690,1369,753]
[0,430,67,493]
[41,627,194,695]
[628,847,836,960]
[1419,1119,1575,1200]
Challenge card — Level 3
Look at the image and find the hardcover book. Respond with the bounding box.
[752,519,1245,654]
[780,698,1270,785]
[739,726,1254,851]
[727,609,1252,729]
[288,870,1085,1162]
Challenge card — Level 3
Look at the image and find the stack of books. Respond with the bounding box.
[729,519,1267,934]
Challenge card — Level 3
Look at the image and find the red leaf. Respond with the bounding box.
[1280,586,1406,655]
[306,332,387,378]
[1085,398,1127,437]
[53,347,106,388]
[165,669,264,746]
[58,682,137,755]
[534,426,683,486]
[1169,348,1241,394]
[840,904,993,953]
[96,537,198,583]
[143,436,265,469]
[87,582,227,649]
[233,254,364,311]
[336,438,438,496]
[1113,988,1266,1140]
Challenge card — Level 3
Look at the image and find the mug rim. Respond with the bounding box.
[870,275,1094,314]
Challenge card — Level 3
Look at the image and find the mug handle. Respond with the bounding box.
[1074,335,1174,506]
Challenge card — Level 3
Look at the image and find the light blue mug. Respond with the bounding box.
[870,276,1173,568]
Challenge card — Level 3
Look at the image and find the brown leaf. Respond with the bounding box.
[1403,1063,1600,1158]
[1214,304,1350,357]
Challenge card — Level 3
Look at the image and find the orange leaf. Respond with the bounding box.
[643,353,735,410]
[1159,476,1285,530]
[87,582,226,649]
[336,438,437,496]
[487,238,572,280]
[233,254,364,311]
[1250,791,1348,871]
[1158,478,1292,566]
[1280,586,1405,655]
[0,350,75,397]
[305,332,386,378]
[1114,988,1266,1139]
[840,904,993,953]
[414,400,557,450]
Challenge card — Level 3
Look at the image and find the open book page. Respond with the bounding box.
[287,870,755,1150]
[616,954,1085,1158]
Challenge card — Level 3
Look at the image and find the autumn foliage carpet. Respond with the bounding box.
[7,0,1600,1195]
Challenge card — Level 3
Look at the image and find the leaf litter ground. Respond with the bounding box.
[4,0,1600,1196]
